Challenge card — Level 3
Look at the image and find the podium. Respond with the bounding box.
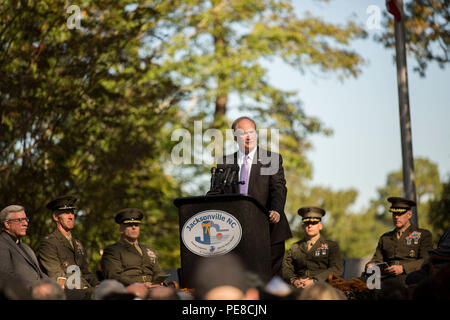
[174,194,271,288]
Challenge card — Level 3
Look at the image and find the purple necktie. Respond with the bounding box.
[240,155,250,195]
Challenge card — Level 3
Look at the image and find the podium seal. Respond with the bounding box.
[181,209,242,256]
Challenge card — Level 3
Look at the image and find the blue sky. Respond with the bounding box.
[264,0,450,211]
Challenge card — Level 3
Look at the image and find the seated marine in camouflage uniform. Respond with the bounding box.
[282,207,344,288]
[100,208,167,288]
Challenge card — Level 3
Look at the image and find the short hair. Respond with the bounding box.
[231,116,256,131]
[0,205,25,230]
[148,286,180,300]
[94,279,127,300]
[298,282,347,300]
[31,279,66,300]
[192,254,249,299]
[377,278,410,300]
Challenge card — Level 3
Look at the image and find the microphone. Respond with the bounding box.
[226,170,236,187]
[231,164,240,185]
[215,168,224,191]
[222,167,232,186]
[210,167,217,191]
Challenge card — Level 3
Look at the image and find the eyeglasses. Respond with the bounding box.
[7,217,29,223]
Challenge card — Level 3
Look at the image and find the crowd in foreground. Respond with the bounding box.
[1,251,449,300]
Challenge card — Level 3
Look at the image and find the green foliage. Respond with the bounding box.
[285,180,387,258]
[7,1,437,271]
[376,0,449,76]
[428,179,450,241]
[286,158,444,258]
[154,0,366,178]
[0,0,184,269]
[367,158,442,233]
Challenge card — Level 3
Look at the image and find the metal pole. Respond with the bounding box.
[389,0,418,226]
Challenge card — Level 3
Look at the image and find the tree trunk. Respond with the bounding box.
[213,20,229,127]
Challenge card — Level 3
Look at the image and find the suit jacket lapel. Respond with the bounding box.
[248,148,261,195]
[21,243,41,270]
[1,232,40,272]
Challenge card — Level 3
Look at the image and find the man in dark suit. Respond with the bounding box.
[219,116,292,276]
[0,205,49,288]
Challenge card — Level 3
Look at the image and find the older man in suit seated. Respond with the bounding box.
[0,205,49,288]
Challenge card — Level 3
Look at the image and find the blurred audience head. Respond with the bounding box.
[412,277,447,300]
[31,279,66,300]
[298,282,347,300]
[261,276,295,300]
[94,279,133,300]
[192,254,258,300]
[148,286,180,300]
[0,273,32,300]
[377,278,410,300]
[413,264,450,300]
[126,283,149,300]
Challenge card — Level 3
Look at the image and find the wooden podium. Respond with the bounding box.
[174,194,271,288]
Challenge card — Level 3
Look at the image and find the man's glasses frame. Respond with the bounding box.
[7,217,29,223]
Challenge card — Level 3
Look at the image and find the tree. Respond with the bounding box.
[154,0,366,175]
[376,0,450,76]
[0,0,184,268]
[285,180,386,258]
[286,158,443,258]
[428,178,450,242]
[366,158,442,238]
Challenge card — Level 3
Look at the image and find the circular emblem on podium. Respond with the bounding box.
[181,209,242,257]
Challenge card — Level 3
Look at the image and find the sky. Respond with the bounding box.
[262,0,450,211]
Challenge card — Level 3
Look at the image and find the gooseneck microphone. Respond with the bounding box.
[210,167,217,191]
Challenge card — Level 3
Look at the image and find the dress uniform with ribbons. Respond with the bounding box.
[100,208,167,286]
[367,197,433,279]
[38,195,99,290]
[282,207,344,284]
